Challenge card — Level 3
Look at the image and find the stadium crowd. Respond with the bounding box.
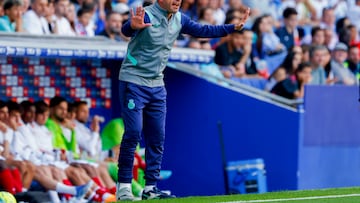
[0,0,359,99]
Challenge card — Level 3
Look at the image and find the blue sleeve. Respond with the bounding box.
[121,13,151,37]
[180,13,235,38]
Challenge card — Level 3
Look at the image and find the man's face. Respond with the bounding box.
[22,105,36,124]
[52,101,67,122]
[107,13,122,34]
[32,0,48,17]
[312,30,325,45]
[311,49,325,67]
[348,47,360,63]
[285,14,298,29]
[9,111,21,126]
[333,50,348,63]
[0,107,9,122]
[158,0,181,14]
[76,104,89,123]
[55,0,69,17]
[36,111,49,125]
[5,5,22,22]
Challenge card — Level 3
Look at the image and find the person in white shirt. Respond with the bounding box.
[6,100,93,202]
[23,0,50,34]
[348,0,360,31]
[53,0,76,36]
[73,101,101,158]
[1,101,35,191]
[73,101,117,194]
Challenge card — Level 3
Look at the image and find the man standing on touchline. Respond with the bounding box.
[116,0,250,200]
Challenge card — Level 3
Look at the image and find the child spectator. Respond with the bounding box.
[271,62,312,99]
[275,7,305,51]
[0,0,23,32]
[75,7,94,36]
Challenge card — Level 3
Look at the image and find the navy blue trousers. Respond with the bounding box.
[117,81,167,186]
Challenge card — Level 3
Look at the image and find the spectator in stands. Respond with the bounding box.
[21,0,30,12]
[301,44,311,63]
[265,65,286,91]
[98,11,128,41]
[179,0,196,20]
[215,29,252,78]
[112,2,129,23]
[324,27,337,50]
[81,0,101,35]
[309,45,327,84]
[271,62,312,99]
[75,7,94,36]
[252,14,285,59]
[45,0,56,33]
[23,0,50,34]
[320,7,335,31]
[330,42,357,85]
[348,24,359,46]
[265,51,302,91]
[345,45,360,80]
[53,0,76,35]
[0,0,23,32]
[280,0,317,26]
[311,0,329,20]
[224,0,242,12]
[208,0,225,25]
[310,26,325,46]
[275,7,305,51]
[65,2,76,32]
[187,7,214,50]
[347,0,360,31]
[335,17,350,37]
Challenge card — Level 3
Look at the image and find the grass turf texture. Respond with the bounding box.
[120,187,360,203]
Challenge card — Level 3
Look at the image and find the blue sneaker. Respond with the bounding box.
[142,187,175,200]
[75,180,93,199]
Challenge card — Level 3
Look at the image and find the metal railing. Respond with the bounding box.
[171,62,304,109]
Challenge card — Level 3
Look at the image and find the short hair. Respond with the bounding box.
[0,100,6,109]
[20,100,34,113]
[296,62,312,73]
[49,96,67,108]
[311,26,323,37]
[34,100,49,114]
[106,11,121,20]
[73,101,88,109]
[6,100,21,113]
[283,7,297,19]
[309,45,327,57]
[3,0,22,11]
[77,7,93,17]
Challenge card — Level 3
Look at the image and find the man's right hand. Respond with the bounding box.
[130,6,152,30]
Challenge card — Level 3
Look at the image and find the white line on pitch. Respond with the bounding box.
[218,193,360,203]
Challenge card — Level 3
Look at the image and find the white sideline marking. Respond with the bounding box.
[219,193,360,203]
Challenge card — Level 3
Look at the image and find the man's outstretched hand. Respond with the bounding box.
[235,6,251,31]
[130,6,152,30]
